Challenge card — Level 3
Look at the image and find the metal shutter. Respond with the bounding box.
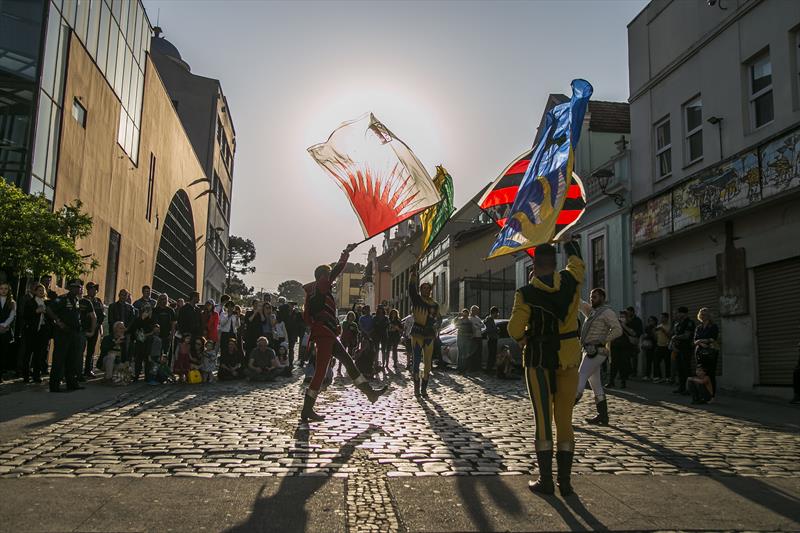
[669,278,720,373]
[754,257,800,386]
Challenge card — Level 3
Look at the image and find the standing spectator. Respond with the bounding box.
[244,300,267,352]
[694,307,719,398]
[147,324,164,384]
[261,303,275,347]
[626,306,644,376]
[152,293,177,357]
[273,310,288,354]
[39,274,58,300]
[175,298,185,310]
[641,316,657,381]
[372,306,389,372]
[246,336,278,381]
[287,304,303,365]
[46,279,85,392]
[201,300,220,344]
[484,306,500,374]
[455,309,472,372]
[606,310,633,389]
[338,311,359,377]
[133,285,156,314]
[218,301,239,362]
[671,306,696,395]
[82,282,105,378]
[127,304,156,382]
[0,282,17,382]
[219,336,245,381]
[14,282,34,378]
[21,283,51,383]
[653,313,671,383]
[99,321,128,382]
[216,294,231,315]
[201,340,217,383]
[76,287,97,383]
[108,289,137,329]
[469,305,485,372]
[177,291,203,342]
[173,335,192,383]
[387,308,403,370]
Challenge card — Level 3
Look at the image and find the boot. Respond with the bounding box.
[574,391,583,406]
[413,376,420,398]
[300,392,325,422]
[420,377,429,398]
[556,450,575,497]
[585,399,609,425]
[528,450,555,495]
[357,380,388,403]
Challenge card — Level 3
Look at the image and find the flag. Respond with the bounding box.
[419,165,456,257]
[308,113,441,239]
[478,149,587,254]
[486,79,593,259]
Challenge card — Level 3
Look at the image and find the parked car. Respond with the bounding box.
[439,319,523,372]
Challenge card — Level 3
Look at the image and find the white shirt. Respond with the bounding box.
[273,321,287,339]
[469,315,485,338]
[579,301,622,346]
[218,311,239,334]
[0,296,16,328]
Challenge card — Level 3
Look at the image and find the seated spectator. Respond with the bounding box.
[190,336,205,372]
[99,321,128,383]
[219,336,245,381]
[201,340,218,383]
[687,365,713,405]
[246,336,278,381]
[496,345,514,379]
[275,343,292,377]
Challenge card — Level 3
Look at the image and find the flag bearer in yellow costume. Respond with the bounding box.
[508,238,583,497]
[408,266,440,398]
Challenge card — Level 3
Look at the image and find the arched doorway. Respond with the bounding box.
[153,190,197,300]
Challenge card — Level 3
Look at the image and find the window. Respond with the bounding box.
[441,271,447,306]
[146,153,155,221]
[104,228,121,304]
[71,98,86,128]
[684,97,702,164]
[590,235,606,291]
[749,54,774,128]
[654,117,671,178]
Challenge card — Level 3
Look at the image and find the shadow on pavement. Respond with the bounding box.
[578,424,800,523]
[421,397,523,531]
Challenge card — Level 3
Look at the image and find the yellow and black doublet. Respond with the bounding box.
[508,241,584,496]
[408,272,439,397]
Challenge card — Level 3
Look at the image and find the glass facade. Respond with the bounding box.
[0,0,150,200]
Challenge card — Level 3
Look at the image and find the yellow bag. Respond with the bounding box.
[187,369,202,384]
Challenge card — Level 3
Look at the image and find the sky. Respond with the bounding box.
[143,0,647,292]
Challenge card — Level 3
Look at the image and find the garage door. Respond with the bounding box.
[669,278,720,373]
[754,257,800,386]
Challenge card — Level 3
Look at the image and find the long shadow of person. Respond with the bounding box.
[578,424,800,524]
[420,397,523,531]
[226,424,383,533]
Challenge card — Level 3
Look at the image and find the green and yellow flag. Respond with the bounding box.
[419,165,455,257]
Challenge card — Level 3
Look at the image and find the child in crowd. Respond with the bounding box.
[687,365,713,405]
[173,335,192,383]
[201,340,218,383]
[496,345,513,379]
[147,325,163,385]
[276,343,292,377]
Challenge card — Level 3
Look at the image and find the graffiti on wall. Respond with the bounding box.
[696,151,760,221]
[632,194,671,244]
[761,131,800,198]
[672,178,701,231]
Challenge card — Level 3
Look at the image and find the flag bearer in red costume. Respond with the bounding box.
[300,243,388,422]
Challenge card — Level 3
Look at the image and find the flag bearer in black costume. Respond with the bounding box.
[508,239,584,497]
[408,266,440,398]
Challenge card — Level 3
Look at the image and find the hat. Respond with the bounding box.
[206,299,215,306]
[86,282,99,289]
[67,279,83,288]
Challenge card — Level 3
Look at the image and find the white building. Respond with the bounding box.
[628,0,800,396]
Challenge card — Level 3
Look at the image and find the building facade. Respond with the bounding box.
[150,30,235,304]
[0,0,213,303]
[628,0,800,395]
[332,263,364,313]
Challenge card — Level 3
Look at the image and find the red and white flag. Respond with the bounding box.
[308,113,441,239]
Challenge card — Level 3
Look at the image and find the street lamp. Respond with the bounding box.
[708,116,724,159]
[591,168,625,207]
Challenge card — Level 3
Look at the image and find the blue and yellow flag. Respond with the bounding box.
[487,79,593,259]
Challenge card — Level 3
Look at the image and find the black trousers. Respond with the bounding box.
[51,330,82,391]
[288,335,298,365]
[697,352,718,396]
[688,380,711,403]
[133,339,150,380]
[83,331,100,374]
[676,350,692,392]
[22,331,49,381]
[608,349,631,384]
[388,336,400,365]
[486,338,498,372]
[654,346,670,379]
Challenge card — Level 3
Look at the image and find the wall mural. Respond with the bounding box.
[633,128,798,246]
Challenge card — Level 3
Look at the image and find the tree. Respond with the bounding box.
[277,279,306,304]
[225,235,256,295]
[227,274,254,305]
[0,180,97,279]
